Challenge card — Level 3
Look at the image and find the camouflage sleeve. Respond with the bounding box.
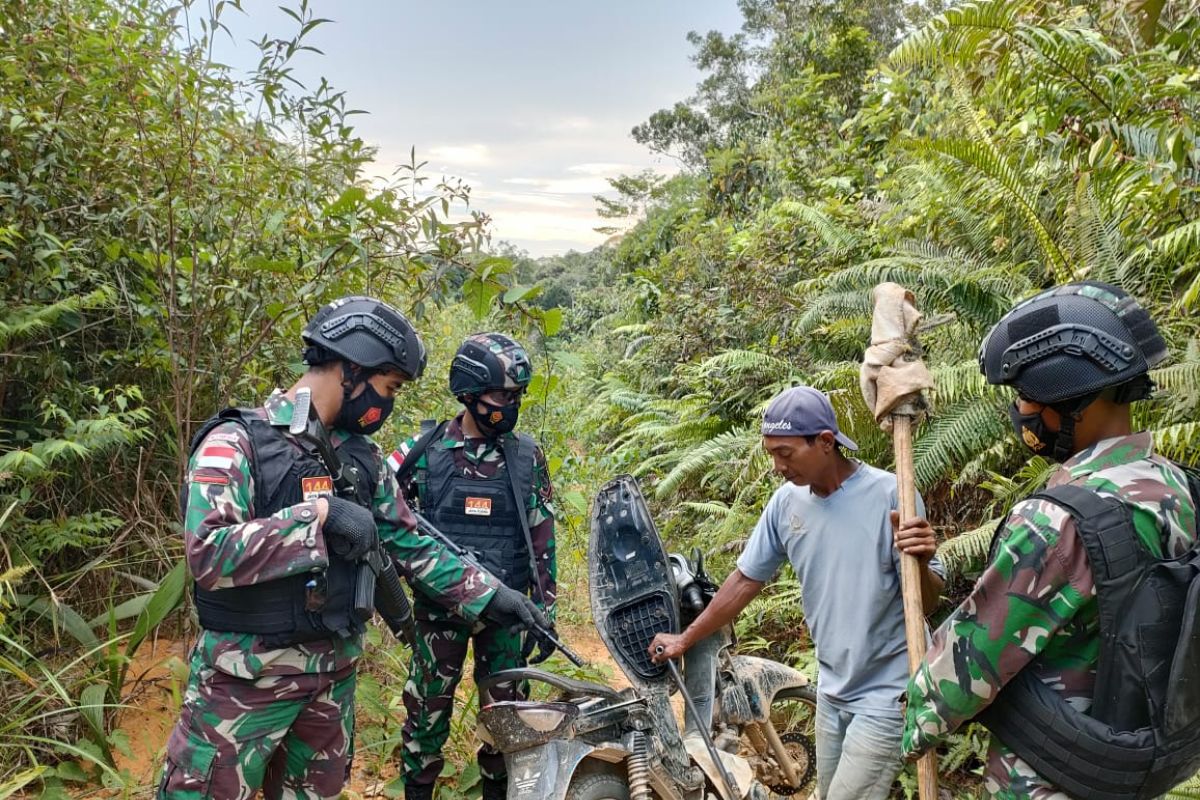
[183,422,328,590]
[385,434,424,504]
[528,445,557,621]
[902,497,1090,757]
[372,451,500,622]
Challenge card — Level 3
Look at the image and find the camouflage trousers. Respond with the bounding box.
[158,649,356,800]
[401,594,527,787]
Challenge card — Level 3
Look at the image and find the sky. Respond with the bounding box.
[209,2,744,256]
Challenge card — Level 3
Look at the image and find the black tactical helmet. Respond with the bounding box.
[979,281,1167,404]
[302,295,427,379]
[448,333,533,397]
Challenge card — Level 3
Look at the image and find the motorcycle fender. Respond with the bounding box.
[727,655,810,725]
[506,739,598,800]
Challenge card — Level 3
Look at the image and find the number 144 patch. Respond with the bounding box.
[302,476,334,501]
[465,497,492,516]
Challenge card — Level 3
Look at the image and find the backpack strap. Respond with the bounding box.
[393,418,446,489]
[500,433,543,605]
[1034,484,1145,583]
[1034,483,1147,724]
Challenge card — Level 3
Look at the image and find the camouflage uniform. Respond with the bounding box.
[902,433,1198,799]
[388,412,557,787]
[159,391,499,800]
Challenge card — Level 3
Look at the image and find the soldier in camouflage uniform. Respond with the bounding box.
[388,333,556,800]
[902,282,1199,799]
[159,298,550,800]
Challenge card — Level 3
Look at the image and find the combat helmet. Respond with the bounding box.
[980,281,1166,404]
[448,333,533,398]
[302,295,426,379]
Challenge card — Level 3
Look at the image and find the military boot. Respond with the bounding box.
[405,781,435,800]
[482,776,507,800]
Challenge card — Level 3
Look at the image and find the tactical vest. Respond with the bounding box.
[185,408,378,647]
[419,429,536,593]
[977,469,1200,800]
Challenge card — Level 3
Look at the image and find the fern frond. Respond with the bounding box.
[1153,422,1200,465]
[937,518,1002,581]
[768,199,860,255]
[696,350,797,383]
[913,399,1010,487]
[791,289,872,337]
[655,428,760,498]
[915,137,1070,279]
[889,0,1022,69]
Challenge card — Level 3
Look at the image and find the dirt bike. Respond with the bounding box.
[478,475,818,800]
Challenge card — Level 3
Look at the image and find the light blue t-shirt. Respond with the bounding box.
[736,462,942,717]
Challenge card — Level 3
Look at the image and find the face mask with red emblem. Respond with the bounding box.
[468,396,519,436]
[336,382,394,435]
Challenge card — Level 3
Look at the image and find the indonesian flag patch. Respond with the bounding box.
[465,497,492,516]
[196,444,236,470]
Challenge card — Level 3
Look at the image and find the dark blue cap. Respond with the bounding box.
[761,386,858,450]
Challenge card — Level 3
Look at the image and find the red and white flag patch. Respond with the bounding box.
[196,444,236,470]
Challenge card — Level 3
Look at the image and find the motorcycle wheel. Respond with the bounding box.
[564,771,632,800]
[764,685,818,798]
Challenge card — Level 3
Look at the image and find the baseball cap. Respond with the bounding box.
[761,385,859,451]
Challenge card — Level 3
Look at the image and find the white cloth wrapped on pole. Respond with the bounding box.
[859,282,934,430]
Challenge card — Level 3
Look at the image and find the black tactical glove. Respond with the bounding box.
[483,584,552,638]
[322,496,377,561]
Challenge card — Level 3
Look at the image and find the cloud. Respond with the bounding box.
[549,116,595,132]
[566,162,637,176]
[426,144,492,167]
[503,176,614,194]
[473,190,576,209]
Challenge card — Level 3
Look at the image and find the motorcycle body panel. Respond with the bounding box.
[722,655,811,726]
[589,475,678,688]
[505,739,596,800]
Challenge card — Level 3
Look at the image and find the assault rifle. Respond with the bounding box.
[290,388,417,647]
[408,507,586,667]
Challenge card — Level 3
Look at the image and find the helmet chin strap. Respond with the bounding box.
[1049,391,1099,462]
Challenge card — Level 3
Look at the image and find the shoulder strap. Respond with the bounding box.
[1033,484,1144,582]
[1172,460,1200,529]
[393,419,446,486]
[501,433,542,605]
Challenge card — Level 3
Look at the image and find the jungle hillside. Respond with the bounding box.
[2,0,1199,797]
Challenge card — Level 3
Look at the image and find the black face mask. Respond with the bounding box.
[336,382,394,436]
[1009,402,1059,457]
[468,397,520,436]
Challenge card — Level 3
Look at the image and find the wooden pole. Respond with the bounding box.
[892,412,939,800]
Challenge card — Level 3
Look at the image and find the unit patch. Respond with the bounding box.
[465,496,493,516]
[301,475,334,501]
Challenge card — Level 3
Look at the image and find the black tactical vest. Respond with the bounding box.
[977,469,1200,800]
[420,431,536,593]
[185,408,378,647]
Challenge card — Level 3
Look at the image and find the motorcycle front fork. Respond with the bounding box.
[745,720,805,790]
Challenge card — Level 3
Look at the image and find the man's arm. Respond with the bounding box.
[184,422,329,590]
[527,446,557,621]
[892,512,945,612]
[649,569,765,662]
[373,453,499,622]
[902,499,1089,758]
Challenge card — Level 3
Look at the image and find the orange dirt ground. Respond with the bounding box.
[70,622,643,798]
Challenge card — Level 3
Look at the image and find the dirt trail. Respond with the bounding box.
[94,621,656,798]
